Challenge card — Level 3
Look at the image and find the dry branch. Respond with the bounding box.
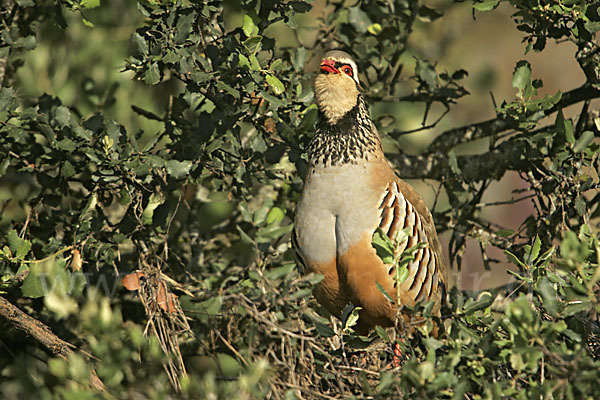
[0,296,106,392]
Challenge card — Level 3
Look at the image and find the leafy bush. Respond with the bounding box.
[1,0,599,398]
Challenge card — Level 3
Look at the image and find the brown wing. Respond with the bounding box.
[377,180,447,307]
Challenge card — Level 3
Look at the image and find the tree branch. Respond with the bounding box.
[427,84,600,153]
[0,296,106,392]
[389,137,532,181]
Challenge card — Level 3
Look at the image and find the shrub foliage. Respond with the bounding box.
[1,0,600,398]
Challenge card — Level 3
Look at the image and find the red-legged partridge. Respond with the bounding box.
[293,50,448,334]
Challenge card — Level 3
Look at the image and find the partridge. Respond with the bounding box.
[293,50,448,334]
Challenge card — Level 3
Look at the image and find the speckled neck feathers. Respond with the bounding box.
[308,94,382,167]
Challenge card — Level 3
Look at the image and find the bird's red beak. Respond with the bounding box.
[320,59,339,74]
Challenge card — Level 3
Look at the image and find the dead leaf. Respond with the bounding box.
[264,117,276,133]
[156,281,178,313]
[69,249,82,271]
[122,271,144,291]
[156,281,167,312]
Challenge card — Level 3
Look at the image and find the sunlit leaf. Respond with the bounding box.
[166,160,192,179]
[473,0,499,11]
[266,74,285,96]
[512,60,531,90]
[242,15,259,37]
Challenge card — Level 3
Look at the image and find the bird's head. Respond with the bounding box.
[314,50,360,124]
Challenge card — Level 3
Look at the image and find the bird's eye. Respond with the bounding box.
[342,66,353,76]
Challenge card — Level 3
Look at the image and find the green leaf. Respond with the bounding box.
[538,246,555,262]
[80,193,98,223]
[340,303,355,326]
[344,307,361,330]
[290,1,312,12]
[216,81,240,99]
[266,207,285,224]
[512,60,531,90]
[21,268,46,298]
[142,192,164,225]
[45,291,78,319]
[243,36,262,54]
[258,224,294,240]
[375,325,390,342]
[55,106,71,127]
[562,300,590,316]
[415,57,438,89]
[21,258,69,298]
[448,150,461,175]
[81,0,100,8]
[418,6,442,22]
[236,225,255,245]
[575,194,587,216]
[131,32,148,57]
[174,11,196,44]
[376,282,394,303]
[81,18,94,28]
[216,353,241,377]
[584,21,600,33]
[56,138,77,152]
[143,63,161,85]
[556,110,575,144]
[504,250,525,268]
[165,160,192,179]
[314,321,335,337]
[536,277,558,317]
[290,288,312,300]
[496,229,514,237]
[348,6,372,34]
[526,236,541,265]
[464,292,494,314]
[265,263,295,280]
[269,59,284,71]
[573,130,594,153]
[0,87,18,113]
[197,296,222,316]
[249,54,261,71]
[367,23,382,35]
[372,229,394,264]
[395,265,409,285]
[237,54,250,71]
[60,161,77,179]
[242,15,259,37]
[7,230,31,260]
[473,0,499,11]
[266,74,285,96]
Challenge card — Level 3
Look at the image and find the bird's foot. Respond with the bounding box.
[388,339,406,368]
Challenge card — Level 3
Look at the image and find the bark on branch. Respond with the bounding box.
[389,84,600,181]
[0,296,106,392]
[390,137,532,181]
[427,84,600,153]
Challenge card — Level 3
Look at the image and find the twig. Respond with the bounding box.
[475,193,536,208]
[336,365,380,376]
[216,331,249,366]
[277,380,344,400]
